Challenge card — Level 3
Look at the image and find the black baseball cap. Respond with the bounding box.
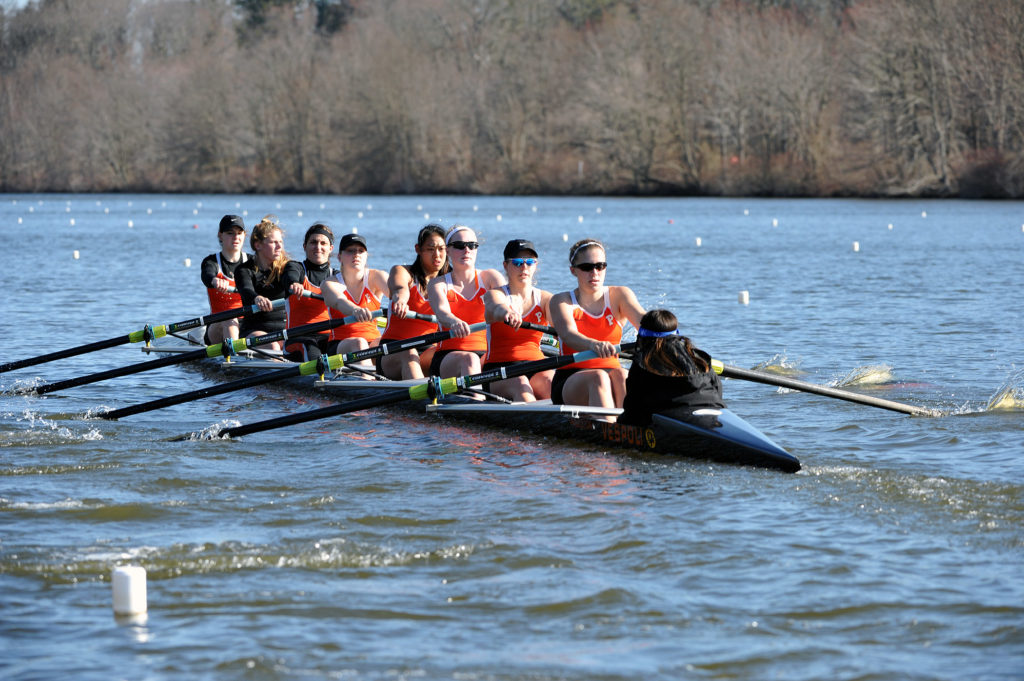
[219,214,245,232]
[338,233,368,250]
[503,239,538,260]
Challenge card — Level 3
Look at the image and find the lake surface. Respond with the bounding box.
[1,194,1022,680]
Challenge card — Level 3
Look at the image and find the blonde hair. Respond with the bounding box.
[445,224,476,245]
[250,215,289,284]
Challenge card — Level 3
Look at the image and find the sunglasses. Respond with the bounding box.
[449,241,478,250]
[507,257,537,267]
[573,261,607,272]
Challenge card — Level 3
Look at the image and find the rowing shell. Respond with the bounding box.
[144,336,801,473]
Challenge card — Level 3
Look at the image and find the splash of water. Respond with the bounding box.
[985,368,1024,411]
[835,364,894,387]
[752,352,803,376]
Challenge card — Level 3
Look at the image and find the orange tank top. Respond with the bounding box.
[329,272,382,341]
[206,252,246,314]
[483,286,547,363]
[437,272,487,352]
[560,290,622,370]
[381,274,438,341]
[284,264,331,354]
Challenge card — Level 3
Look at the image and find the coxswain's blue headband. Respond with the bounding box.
[637,327,678,338]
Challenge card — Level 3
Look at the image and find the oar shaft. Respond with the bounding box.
[720,364,938,417]
[1,335,130,373]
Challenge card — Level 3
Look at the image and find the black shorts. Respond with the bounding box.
[429,349,485,376]
[550,367,586,405]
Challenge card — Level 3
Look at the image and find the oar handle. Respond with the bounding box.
[510,320,558,335]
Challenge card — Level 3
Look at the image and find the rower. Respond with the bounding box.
[200,214,249,344]
[379,224,451,379]
[549,238,645,417]
[481,239,554,401]
[321,233,389,368]
[235,215,290,352]
[281,223,336,362]
[619,309,724,426]
[426,225,505,378]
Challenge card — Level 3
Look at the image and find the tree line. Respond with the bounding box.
[1,0,1021,197]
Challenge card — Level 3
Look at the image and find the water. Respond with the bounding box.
[1,195,1022,680]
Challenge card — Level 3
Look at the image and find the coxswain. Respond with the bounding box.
[549,238,645,416]
[619,309,724,426]
[200,214,249,344]
[321,233,389,367]
[481,239,554,401]
[281,223,335,361]
[426,225,505,378]
[234,215,290,352]
[379,224,451,379]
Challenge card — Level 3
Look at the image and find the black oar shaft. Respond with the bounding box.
[720,364,938,417]
[1,335,129,373]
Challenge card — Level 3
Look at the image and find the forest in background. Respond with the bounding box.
[1,0,1022,197]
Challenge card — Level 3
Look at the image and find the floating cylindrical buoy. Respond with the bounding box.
[357,211,363,218]
[921,211,927,218]
[112,565,147,615]
[577,215,583,223]
[738,290,749,305]
[695,237,702,247]
[888,223,893,230]
[352,226,358,234]
[73,250,80,260]
[69,218,75,226]
[772,218,778,227]
[562,233,568,242]
[853,241,860,252]
[297,210,303,217]
[532,206,537,212]
[496,214,503,222]
[423,213,429,220]
[184,258,191,267]
[743,209,749,215]
[128,220,133,228]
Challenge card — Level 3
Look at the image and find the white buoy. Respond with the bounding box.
[147,208,152,214]
[320,203,325,210]
[184,258,191,267]
[17,217,22,224]
[738,290,749,305]
[128,220,133,228]
[888,223,893,230]
[297,210,303,217]
[472,205,479,212]
[416,204,423,211]
[853,241,860,252]
[236,202,242,208]
[743,209,749,216]
[596,207,602,214]
[921,211,927,218]
[532,206,537,212]
[104,207,109,214]
[423,213,429,220]
[161,201,166,207]
[192,208,198,215]
[276,203,282,209]
[578,215,584,223]
[69,218,75,226]
[695,237,702,247]
[352,226,358,234]
[496,214,502,222]
[772,218,778,227]
[73,250,80,259]
[357,211,363,218]
[562,233,568,242]
[112,566,147,616]
[66,205,70,212]
[242,210,248,216]
[197,201,203,208]
[29,206,34,212]
[366,204,372,210]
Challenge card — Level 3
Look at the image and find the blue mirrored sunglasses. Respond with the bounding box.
[508,257,537,267]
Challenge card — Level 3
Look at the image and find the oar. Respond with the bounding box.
[711,360,940,417]
[171,343,634,440]
[99,323,485,420]
[0,298,291,374]
[14,310,382,396]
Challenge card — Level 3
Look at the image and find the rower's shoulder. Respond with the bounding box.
[479,268,505,288]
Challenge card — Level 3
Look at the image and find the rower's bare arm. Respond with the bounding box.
[388,265,413,317]
[322,278,357,315]
[427,277,457,327]
[481,268,507,290]
[612,286,646,329]
[483,289,511,324]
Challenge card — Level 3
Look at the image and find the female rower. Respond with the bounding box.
[235,215,290,352]
[321,233,389,366]
[281,222,335,361]
[200,214,249,344]
[379,224,451,379]
[619,309,724,426]
[549,238,645,415]
[481,239,554,401]
[426,225,505,378]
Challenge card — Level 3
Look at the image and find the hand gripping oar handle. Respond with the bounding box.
[100,322,486,420]
[19,310,381,396]
[0,299,288,374]
[175,343,634,440]
[711,360,940,417]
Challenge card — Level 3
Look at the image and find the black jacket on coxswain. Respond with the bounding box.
[619,336,725,427]
[235,257,288,334]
